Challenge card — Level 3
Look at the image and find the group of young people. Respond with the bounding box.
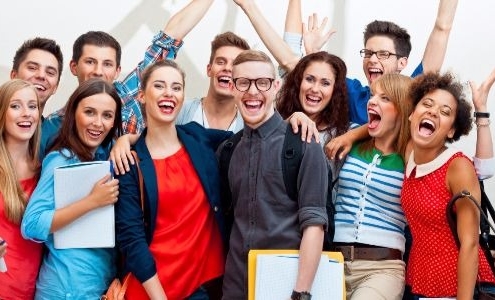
[0,0,494,299]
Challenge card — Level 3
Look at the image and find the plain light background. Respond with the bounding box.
[1,0,494,193]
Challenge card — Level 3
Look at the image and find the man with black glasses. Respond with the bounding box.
[220,49,328,300]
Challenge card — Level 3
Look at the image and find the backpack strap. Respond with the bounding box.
[218,130,244,246]
[282,124,303,202]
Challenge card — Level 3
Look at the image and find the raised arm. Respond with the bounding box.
[470,68,495,179]
[421,0,458,73]
[234,0,300,72]
[163,0,214,41]
[303,13,336,55]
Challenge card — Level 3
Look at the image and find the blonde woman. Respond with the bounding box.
[0,79,42,299]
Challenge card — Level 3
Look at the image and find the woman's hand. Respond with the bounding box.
[287,112,320,143]
[88,174,119,208]
[109,134,139,175]
[0,238,6,258]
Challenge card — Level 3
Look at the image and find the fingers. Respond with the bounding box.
[325,138,350,160]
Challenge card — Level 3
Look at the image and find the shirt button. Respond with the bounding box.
[213,206,219,212]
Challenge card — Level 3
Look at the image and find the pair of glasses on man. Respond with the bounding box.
[232,77,274,92]
[359,49,402,60]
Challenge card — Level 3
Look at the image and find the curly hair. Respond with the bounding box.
[276,51,349,140]
[409,72,472,143]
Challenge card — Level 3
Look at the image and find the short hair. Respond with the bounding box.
[364,20,412,58]
[409,72,471,143]
[209,31,250,64]
[232,50,275,77]
[277,51,349,140]
[0,79,40,223]
[12,37,64,83]
[51,78,122,161]
[72,31,122,67]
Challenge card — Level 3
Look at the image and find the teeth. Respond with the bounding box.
[18,121,32,126]
[158,100,175,108]
[219,76,231,81]
[88,130,101,136]
[307,95,320,102]
[33,84,46,91]
[421,119,435,127]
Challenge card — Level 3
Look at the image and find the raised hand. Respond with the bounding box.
[303,13,336,55]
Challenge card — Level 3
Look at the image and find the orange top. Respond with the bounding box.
[0,177,42,300]
[125,147,224,299]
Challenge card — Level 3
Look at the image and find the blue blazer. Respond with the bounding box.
[115,122,232,282]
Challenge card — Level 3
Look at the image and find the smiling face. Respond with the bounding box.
[70,45,121,85]
[232,61,278,129]
[75,93,117,153]
[298,61,335,120]
[362,36,407,85]
[367,84,400,141]
[409,89,457,150]
[139,65,184,127]
[207,46,245,99]
[4,87,40,146]
[10,49,60,110]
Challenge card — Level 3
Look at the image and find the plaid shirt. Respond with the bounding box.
[47,31,183,134]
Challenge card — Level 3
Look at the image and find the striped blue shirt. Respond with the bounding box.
[334,144,406,252]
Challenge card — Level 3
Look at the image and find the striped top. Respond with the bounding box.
[334,144,406,252]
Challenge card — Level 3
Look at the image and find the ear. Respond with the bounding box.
[447,127,455,139]
[114,65,122,81]
[10,69,17,79]
[69,60,78,76]
[137,90,145,104]
[206,64,212,78]
[397,57,408,72]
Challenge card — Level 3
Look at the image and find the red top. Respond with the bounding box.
[125,147,224,299]
[402,151,495,297]
[0,177,42,300]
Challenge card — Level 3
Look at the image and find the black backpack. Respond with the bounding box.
[218,123,335,251]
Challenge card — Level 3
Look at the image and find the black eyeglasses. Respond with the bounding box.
[232,77,274,92]
[360,49,401,60]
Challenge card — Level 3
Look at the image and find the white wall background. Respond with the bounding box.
[1,0,494,194]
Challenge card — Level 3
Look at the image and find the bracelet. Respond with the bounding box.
[291,290,312,300]
[474,112,490,118]
[475,119,491,128]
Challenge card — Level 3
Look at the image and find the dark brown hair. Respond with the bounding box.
[209,31,250,64]
[364,20,411,58]
[51,78,122,161]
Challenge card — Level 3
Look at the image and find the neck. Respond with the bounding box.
[373,135,397,156]
[201,95,238,130]
[145,124,182,159]
[413,145,447,165]
[6,140,35,179]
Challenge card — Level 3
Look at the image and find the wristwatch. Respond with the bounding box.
[291,290,312,300]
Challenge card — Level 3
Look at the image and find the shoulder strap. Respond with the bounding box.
[282,124,303,201]
[130,150,144,211]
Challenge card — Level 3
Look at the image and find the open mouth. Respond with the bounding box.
[243,99,263,112]
[218,76,231,88]
[17,121,33,129]
[368,110,381,129]
[32,84,47,92]
[87,129,103,139]
[305,94,322,106]
[419,119,435,136]
[368,68,383,82]
[158,100,176,114]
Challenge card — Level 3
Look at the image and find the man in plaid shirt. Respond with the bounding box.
[40,0,214,159]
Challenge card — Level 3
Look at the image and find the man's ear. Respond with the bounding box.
[397,57,408,72]
[114,65,122,81]
[10,69,17,79]
[206,64,212,78]
[69,60,78,76]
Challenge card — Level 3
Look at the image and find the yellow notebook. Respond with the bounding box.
[248,249,345,300]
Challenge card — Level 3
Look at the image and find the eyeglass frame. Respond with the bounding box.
[232,77,275,92]
[359,49,402,60]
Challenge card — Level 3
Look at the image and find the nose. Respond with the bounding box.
[92,115,103,127]
[93,63,103,77]
[246,80,259,95]
[368,52,380,62]
[368,94,378,106]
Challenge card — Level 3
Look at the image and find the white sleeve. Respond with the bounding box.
[474,156,495,180]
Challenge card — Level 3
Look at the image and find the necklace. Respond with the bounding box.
[201,100,238,130]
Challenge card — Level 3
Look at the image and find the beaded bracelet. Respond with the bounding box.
[475,119,491,128]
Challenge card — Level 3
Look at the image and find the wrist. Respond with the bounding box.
[291,290,312,300]
[474,111,490,118]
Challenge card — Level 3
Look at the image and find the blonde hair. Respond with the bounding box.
[0,79,41,223]
[360,74,413,158]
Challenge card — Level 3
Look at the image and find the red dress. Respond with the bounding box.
[125,147,224,299]
[402,149,495,297]
[0,177,42,300]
